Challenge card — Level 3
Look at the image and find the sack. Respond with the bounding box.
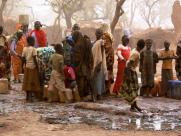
[59,91,66,103]
[65,89,73,103]
[47,87,59,102]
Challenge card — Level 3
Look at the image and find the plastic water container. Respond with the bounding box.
[18,74,24,83]
[167,80,181,100]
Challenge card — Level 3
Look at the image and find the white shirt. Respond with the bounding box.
[22,46,37,69]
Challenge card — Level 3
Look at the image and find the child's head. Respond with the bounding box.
[145,39,153,50]
[137,39,145,52]
[54,43,64,55]
[122,35,129,46]
[164,41,170,51]
[27,36,35,47]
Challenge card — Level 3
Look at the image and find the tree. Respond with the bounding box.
[140,0,160,28]
[0,0,8,26]
[110,0,126,34]
[47,0,85,29]
[128,0,138,27]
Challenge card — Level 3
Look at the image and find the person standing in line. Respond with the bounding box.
[30,21,47,48]
[22,36,40,102]
[176,40,181,80]
[10,31,25,83]
[72,31,93,100]
[92,29,108,100]
[120,39,145,112]
[158,41,177,96]
[48,44,74,103]
[102,32,114,95]
[139,39,158,97]
[0,26,11,88]
[113,35,131,95]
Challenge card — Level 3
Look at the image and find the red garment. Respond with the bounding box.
[30,30,47,47]
[113,47,131,94]
[64,66,76,88]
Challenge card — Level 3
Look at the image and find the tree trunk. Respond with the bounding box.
[64,12,72,29]
[110,0,126,34]
[0,0,7,26]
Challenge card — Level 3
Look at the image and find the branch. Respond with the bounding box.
[110,0,126,34]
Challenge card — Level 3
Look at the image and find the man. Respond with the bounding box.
[120,39,145,112]
[72,23,80,33]
[176,40,181,80]
[140,39,158,97]
[30,21,47,48]
[92,29,107,100]
[72,31,93,100]
[159,41,177,96]
[0,26,11,88]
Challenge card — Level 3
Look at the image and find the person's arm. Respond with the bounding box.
[32,48,39,71]
[59,56,65,80]
[158,50,178,60]
[154,52,159,63]
[139,52,143,72]
[10,40,17,55]
[117,50,124,60]
[22,48,26,66]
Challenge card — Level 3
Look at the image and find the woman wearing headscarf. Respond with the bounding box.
[113,35,131,95]
[92,29,108,100]
[30,21,47,48]
[102,32,114,94]
[10,30,25,83]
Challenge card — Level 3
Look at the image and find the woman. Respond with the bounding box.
[120,39,145,112]
[102,32,114,95]
[22,36,40,102]
[0,26,11,88]
[92,29,108,100]
[10,31,25,83]
[113,35,131,95]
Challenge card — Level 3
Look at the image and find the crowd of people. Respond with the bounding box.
[0,21,181,112]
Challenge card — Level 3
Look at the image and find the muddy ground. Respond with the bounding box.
[0,83,181,136]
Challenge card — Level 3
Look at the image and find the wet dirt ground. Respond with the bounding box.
[0,83,181,136]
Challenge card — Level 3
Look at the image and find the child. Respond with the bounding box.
[140,39,158,97]
[159,41,177,96]
[48,44,73,103]
[22,36,40,102]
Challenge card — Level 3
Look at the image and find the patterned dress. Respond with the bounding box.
[119,49,139,104]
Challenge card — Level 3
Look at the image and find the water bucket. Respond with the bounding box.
[18,74,24,83]
[0,78,9,94]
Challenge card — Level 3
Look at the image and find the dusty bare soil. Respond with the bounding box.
[0,112,180,136]
[0,83,181,136]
